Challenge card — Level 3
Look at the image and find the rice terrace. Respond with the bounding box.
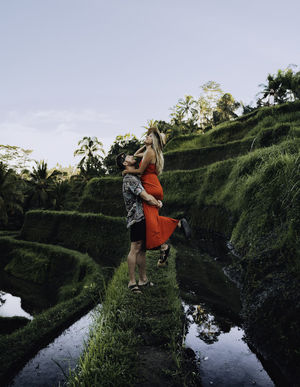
[1,93,300,385]
[1,1,300,386]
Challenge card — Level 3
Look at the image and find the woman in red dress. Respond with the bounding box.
[123,127,191,265]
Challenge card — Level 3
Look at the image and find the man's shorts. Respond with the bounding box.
[130,219,146,242]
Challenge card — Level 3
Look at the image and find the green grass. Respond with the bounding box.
[162,135,300,379]
[78,176,125,216]
[164,138,253,171]
[19,210,129,266]
[164,101,300,154]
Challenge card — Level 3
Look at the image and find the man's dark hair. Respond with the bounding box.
[116,152,127,171]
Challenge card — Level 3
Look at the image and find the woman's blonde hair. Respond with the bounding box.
[148,127,165,175]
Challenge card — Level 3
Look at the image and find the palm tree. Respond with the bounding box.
[74,136,106,179]
[0,162,24,226]
[74,136,105,168]
[169,108,185,125]
[143,119,159,131]
[24,160,62,209]
[176,95,198,122]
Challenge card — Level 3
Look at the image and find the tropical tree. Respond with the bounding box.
[0,145,33,175]
[258,66,300,105]
[50,163,78,180]
[213,93,240,124]
[24,160,63,209]
[52,180,70,210]
[103,134,142,175]
[74,136,106,179]
[156,120,180,141]
[143,119,159,131]
[169,107,185,126]
[240,102,256,115]
[291,70,300,99]
[197,81,223,130]
[0,162,24,227]
[175,95,198,123]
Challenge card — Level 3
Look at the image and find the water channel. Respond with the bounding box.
[8,305,100,387]
[0,267,101,386]
[175,240,277,386]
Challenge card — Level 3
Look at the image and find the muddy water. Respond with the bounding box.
[175,242,276,387]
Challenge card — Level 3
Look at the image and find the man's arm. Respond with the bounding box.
[140,190,162,208]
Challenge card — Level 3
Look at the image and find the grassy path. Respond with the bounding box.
[69,247,200,386]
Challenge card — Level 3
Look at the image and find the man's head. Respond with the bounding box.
[116,153,136,171]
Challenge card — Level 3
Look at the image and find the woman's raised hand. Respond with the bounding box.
[134,144,146,157]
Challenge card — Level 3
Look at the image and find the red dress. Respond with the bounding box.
[140,163,179,249]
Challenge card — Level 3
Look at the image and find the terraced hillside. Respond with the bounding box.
[1,101,299,385]
[76,101,300,383]
[0,212,129,383]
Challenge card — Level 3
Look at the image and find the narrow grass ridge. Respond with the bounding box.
[68,248,199,387]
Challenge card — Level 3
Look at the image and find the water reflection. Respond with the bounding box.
[0,290,33,319]
[187,304,222,344]
[0,270,55,314]
[175,242,275,387]
[184,301,274,387]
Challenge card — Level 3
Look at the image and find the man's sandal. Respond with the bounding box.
[157,259,168,268]
[138,280,154,287]
[160,244,171,263]
[128,284,142,294]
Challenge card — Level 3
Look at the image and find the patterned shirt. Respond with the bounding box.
[122,174,145,228]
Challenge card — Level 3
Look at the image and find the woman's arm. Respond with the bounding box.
[134,145,146,158]
[123,149,153,176]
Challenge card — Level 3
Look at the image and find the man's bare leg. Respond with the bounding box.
[137,245,147,285]
[127,241,143,287]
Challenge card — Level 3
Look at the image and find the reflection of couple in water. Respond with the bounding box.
[116,127,191,294]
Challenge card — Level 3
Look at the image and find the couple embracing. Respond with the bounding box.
[116,127,191,294]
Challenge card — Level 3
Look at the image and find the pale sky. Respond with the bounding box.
[1,0,299,169]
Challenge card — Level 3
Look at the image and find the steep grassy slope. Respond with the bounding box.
[164,101,300,171]
[74,101,300,383]
[164,101,300,151]
[161,103,300,383]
